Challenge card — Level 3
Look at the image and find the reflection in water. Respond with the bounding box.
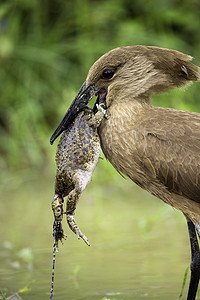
[0,168,189,299]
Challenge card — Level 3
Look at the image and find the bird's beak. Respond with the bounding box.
[50,81,96,145]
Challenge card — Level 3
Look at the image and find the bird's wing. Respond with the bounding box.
[135,107,200,203]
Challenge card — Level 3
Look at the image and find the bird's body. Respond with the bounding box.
[98,103,200,224]
[50,45,200,299]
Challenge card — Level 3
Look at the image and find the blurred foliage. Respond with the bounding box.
[179,266,189,299]
[2,241,34,270]
[0,0,200,175]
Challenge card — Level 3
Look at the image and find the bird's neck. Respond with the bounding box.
[98,100,150,162]
[106,85,151,107]
[106,97,151,115]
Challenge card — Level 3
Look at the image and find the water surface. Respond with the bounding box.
[0,167,191,299]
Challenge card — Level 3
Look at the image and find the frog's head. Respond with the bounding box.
[50,81,98,144]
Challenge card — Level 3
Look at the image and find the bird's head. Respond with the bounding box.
[50,46,200,144]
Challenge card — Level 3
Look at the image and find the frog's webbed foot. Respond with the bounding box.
[53,221,67,250]
[66,213,90,246]
[52,195,67,250]
[96,103,108,119]
[87,103,108,128]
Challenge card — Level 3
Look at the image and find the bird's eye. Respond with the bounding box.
[102,69,114,80]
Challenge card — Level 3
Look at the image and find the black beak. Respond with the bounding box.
[50,81,96,145]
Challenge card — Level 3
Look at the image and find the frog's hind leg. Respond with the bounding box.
[66,177,90,246]
[52,194,67,250]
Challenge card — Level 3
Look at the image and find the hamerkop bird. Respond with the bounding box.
[50,46,200,300]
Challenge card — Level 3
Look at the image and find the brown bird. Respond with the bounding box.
[50,46,200,300]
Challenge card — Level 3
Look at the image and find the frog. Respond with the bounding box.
[52,103,107,250]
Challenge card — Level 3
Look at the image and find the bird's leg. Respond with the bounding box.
[52,194,66,250]
[187,220,200,300]
[66,189,90,246]
[195,223,200,239]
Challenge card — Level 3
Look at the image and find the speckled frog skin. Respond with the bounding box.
[52,104,106,248]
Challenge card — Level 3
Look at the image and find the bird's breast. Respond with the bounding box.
[98,102,200,224]
[98,102,148,182]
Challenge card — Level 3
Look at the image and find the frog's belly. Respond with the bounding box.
[74,145,100,192]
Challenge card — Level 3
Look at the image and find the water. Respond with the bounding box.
[0,167,192,299]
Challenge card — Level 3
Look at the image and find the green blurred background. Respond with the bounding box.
[1,0,200,174]
[0,0,200,299]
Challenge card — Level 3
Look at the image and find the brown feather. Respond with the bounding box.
[98,103,200,223]
[86,45,200,224]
